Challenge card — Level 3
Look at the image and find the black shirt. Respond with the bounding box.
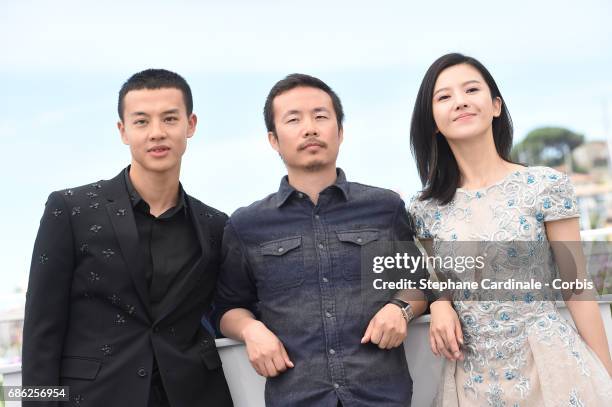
[124,168,200,319]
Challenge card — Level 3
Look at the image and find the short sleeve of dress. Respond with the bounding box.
[537,168,580,222]
[408,193,433,239]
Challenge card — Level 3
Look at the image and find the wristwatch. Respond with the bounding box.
[388,299,415,324]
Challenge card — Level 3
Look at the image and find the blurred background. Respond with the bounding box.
[1,0,611,381]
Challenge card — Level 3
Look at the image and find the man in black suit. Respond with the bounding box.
[22,69,233,407]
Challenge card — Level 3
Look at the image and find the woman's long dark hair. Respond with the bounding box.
[410,53,514,204]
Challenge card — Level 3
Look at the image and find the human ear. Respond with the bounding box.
[268,131,280,153]
[118,121,129,145]
[492,97,502,118]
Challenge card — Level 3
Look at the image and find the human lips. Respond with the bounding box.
[299,140,326,151]
[148,145,170,152]
[453,112,476,122]
[147,145,170,156]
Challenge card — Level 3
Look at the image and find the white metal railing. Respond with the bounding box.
[580,227,612,240]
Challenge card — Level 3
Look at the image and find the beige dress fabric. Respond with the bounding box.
[409,166,612,406]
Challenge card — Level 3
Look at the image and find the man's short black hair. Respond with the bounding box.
[117,69,193,121]
[264,73,344,135]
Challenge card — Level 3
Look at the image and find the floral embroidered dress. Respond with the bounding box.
[409,166,612,406]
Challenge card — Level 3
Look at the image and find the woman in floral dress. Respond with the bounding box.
[408,53,612,406]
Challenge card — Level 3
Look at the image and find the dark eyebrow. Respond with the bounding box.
[433,80,482,97]
[129,109,181,117]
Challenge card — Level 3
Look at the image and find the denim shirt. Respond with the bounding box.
[215,169,432,407]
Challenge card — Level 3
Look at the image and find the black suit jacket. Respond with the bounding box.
[22,169,233,407]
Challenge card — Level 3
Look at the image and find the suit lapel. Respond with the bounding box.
[155,195,212,322]
[104,172,152,321]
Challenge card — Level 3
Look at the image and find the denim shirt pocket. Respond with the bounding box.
[335,229,380,280]
[259,236,305,290]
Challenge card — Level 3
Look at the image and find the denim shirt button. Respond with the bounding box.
[325,311,332,318]
[333,383,340,389]
[329,348,336,355]
[356,237,363,243]
[315,214,320,220]
[318,242,324,249]
[297,193,304,198]
[277,247,284,253]
[322,277,329,283]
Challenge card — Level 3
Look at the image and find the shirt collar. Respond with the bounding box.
[276,168,349,208]
[123,166,188,214]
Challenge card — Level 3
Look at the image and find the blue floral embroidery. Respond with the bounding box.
[527,175,535,184]
[564,199,573,209]
[505,370,516,380]
[543,198,552,209]
[568,389,583,406]
[473,375,484,383]
[535,212,544,222]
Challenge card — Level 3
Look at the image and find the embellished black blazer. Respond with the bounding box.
[22,169,233,407]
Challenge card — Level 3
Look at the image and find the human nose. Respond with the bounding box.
[148,118,166,140]
[302,116,318,138]
[454,91,469,110]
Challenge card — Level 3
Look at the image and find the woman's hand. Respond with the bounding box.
[429,300,464,361]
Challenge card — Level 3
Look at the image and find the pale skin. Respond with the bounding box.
[424,63,612,376]
[117,88,197,217]
[220,86,427,377]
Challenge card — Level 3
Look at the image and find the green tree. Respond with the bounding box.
[511,127,584,168]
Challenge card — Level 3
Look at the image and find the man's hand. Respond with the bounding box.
[429,300,464,361]
[241,320,294,377]
[361,303,407,349]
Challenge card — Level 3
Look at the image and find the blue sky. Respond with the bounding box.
[1,0,611,296]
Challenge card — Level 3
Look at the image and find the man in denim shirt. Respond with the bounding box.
[215,74,434,407]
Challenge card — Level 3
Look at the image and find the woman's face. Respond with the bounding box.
[432,63,501,142]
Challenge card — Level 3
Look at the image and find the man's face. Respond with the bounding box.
[118,87,196,175]
[268,86,342,172]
